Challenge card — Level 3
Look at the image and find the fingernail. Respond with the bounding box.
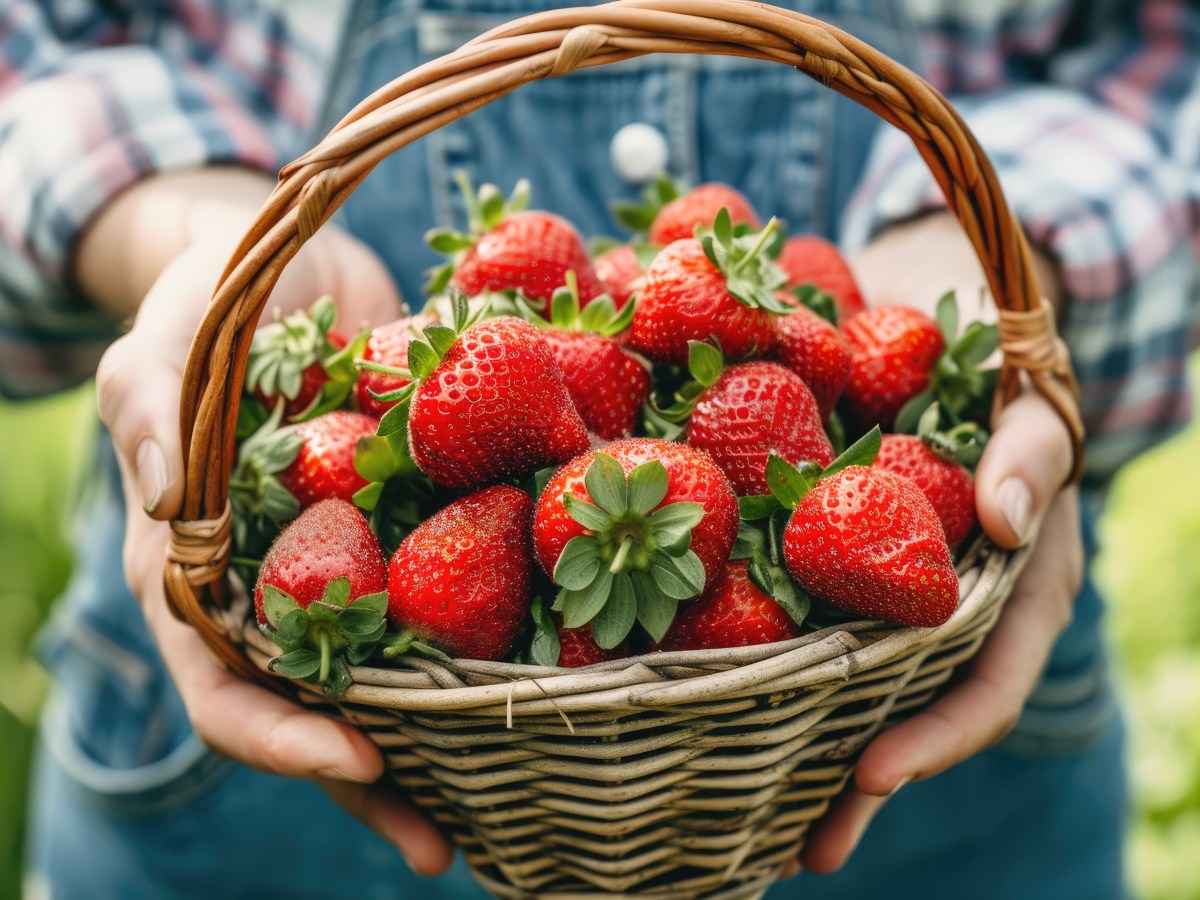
[997,477,1032,544]
[844,794,889,858]
[889,776,912,796]
[135,439,169,514]
[316,766,374,784]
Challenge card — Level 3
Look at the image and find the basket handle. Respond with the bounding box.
[165,0,1083,670]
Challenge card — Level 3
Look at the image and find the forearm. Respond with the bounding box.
[74,167,276,321]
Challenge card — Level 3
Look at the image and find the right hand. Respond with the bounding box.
[95,224,455,876]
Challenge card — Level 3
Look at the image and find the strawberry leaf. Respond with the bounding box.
[635,581,678,643]
[558,570,615,629]
[626,460,669,515]
[267,608,311,651]
[648,501,705,550]
[584,452,628,516]
[738,494,782,521]
[339,607,386,638]
[376,396,410,438]
[649,549,705,600]
[554,536,604,590]
[406,340,439,382]
[894,386,937,435]
[322,577,352,609]
[423,324,458,357]
[591,573,637,648]
[262,585,303,629]
[792,284,839,326]
[687,340,725,388]
[936,290,959,345]
[530,597,562,667]
[562,494,614,532]
[954,321,1000,367]
[822,425,882,476]
[765,455,817,510]
[270,649,322,679]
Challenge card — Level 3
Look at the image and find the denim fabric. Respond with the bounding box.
[28,1,1126,897]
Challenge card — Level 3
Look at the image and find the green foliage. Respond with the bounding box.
[0,386,94,898]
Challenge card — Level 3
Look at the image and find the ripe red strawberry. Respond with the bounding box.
[387,486,534,661]
[629,213,790,365]
[771,305,853,420]
[254,499,386,625]
[407,316,590,489]
[592,244,644,311]
[686,361,834,495]
[875,434,976,549]
[648,183,760,246]
[656,560,801,651]
[275,410,378,508]
[842,306,945,431]
[537,436,739,600]
[782,465,958,627]
[542,330,651,440]
[253,500,389,696]
[555,613,630,667]
[777,236,866,321]
[355,313,436,418]
[247,296,351,420]
[452,210,606,307]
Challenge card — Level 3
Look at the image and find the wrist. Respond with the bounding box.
[73,166,275,320]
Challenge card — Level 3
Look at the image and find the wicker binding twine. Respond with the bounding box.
[165,2,1084,897]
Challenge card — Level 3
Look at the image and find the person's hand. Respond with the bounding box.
[788,212,1082,875]
[88,171,455,876]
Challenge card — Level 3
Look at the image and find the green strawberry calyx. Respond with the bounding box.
[611,173,681,236]
[245,296,369,422]
[551,453,707,648]
[514,270,635,336]
[424,174,531,294]
[790,283,840,327]
[229,401,302,526]
[731,520,811,629]
[739,425,883,520]
[528,596,562,667]
[699,209,792,315]
[894,290,1001,434]
[650,340,726,433]
[916,402,988,469]
[261,576,387,697]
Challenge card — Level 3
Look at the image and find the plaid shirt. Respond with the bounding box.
[1,1,1197,483]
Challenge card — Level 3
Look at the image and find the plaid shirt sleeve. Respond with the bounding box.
[0,1,324,399]
[843,0,1200,484]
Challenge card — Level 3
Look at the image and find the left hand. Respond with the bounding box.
[789,213,1083,875]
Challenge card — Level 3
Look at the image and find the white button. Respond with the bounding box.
[610,123,669,184]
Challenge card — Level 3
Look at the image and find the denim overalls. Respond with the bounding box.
[27,1,1128,897]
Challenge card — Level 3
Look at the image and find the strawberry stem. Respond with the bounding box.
[318,629,332,685]
[609,534,635,573]
[730,217,779,275]
[355,360,413,378]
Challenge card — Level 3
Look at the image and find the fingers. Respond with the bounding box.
[800,490,1080,873]
[319,778,456,876]
[975,391,1074,548]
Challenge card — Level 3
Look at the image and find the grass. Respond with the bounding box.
[0,364,1198,899]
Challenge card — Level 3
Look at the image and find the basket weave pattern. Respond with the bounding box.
[165,2,1082,897]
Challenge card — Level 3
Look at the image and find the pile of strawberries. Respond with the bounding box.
[231,176,999,695]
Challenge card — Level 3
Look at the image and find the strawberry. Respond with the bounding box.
[648,183,760,246]
[771,304,853,420]
[656,560,801,651]
[543,330,651,440]
[628,211,790,365]
[276,411,379,508]
[842,306,945,431]
[782,464,957,627]
[556,615,629,666]
[592,244,645,311]
[777,236,866,321]
[427,177,604,308]
[387,486,534,661]
[533,438,738,647]
[407,316,590,489]
[254,499,388,696]
[355,313,437,418]
[875,432,977,550]
[246,296,359,421]
[686,359,834,496]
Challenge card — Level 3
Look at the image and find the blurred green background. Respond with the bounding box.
[2,364,1199,900]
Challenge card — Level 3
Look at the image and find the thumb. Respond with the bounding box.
[974,390,1075,549]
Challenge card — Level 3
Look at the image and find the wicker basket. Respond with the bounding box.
[164,2,1085,897]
